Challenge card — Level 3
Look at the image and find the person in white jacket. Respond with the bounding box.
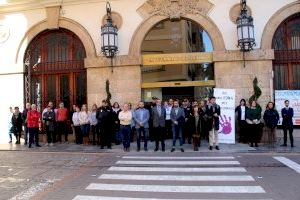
[72,106,82,144]
[79,104,91,145]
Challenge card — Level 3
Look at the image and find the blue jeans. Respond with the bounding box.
[172,125,183,147]
[121,125,131,148]
[136,127,149,149]
[81,124,90,137]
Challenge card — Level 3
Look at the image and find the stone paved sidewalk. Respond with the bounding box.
[1,137,300,153]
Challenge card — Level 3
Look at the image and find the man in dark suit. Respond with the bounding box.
[152,99,166,152]
[170,99,185,152]
[281,100,294,147]
[206,96,221,150]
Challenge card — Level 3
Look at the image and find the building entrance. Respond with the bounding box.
[141,19,215,102]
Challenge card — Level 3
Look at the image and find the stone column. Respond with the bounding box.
[87,65,141,107]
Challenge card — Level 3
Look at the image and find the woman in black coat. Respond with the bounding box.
[263,102,279,147]
[235,99,248,143]
[11,107,23,144]
[191,106,204,151]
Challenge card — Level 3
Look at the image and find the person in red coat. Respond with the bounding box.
[27,104,41,148]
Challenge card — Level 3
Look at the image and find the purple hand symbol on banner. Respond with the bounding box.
[219,115,232,134]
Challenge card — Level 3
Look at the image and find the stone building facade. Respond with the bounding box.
[0,0,299,138]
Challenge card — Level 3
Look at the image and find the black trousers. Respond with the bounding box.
[45,126,55,143]
[28,127,39,146]
[247,123,262,145]
[165,120,172,139]
[154,126,165,150]
[283,126,294,146]
[91,125,98,145]
[183,121,192,143]
[74,126,82,144]
[100,125,111,147]
[57,121,68,142]
[14,131,21,143]
[238,120,247,143]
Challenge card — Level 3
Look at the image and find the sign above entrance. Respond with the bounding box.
[142,52,213,66]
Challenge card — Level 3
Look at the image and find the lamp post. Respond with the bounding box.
[101,1,118,72]
[236,0,255,67]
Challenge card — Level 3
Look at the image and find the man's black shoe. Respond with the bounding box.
[209,146,213,150]
[216,146,220,150]
[36,144,41,147]
[154,148,158,152]
[280,144,287,147]
[171,148,175,152]
[180,148,184,152]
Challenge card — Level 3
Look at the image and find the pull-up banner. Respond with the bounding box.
[214,88,236,144]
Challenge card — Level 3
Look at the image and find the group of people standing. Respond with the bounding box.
[8,97,295,151]
[235,99,295,147]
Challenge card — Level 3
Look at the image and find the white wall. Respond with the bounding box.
[209,0,297,50]
[0,74,24,144]
[62,0,144,55]
[0,9,46,74]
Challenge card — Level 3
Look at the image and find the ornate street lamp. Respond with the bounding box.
[236,0,255,67]
[101,2,118,59]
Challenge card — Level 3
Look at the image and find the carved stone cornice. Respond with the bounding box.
[137,0,214,20]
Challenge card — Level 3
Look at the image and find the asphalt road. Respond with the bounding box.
[1,150,300,200]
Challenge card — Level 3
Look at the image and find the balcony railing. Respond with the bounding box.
[30,60,85,74]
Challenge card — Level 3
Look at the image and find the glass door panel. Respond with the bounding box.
[45,75,57,106]
[60,74,70,109]
[74,73,86,107]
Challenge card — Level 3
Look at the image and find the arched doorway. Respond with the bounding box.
[272,13,300,90]
[24,28,87,110]
[141,19,214,102]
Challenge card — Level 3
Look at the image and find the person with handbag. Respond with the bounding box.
[191,105,203,151]
[263,102,279,148]
[43,106,56,146]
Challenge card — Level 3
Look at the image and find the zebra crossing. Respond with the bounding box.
[73,155,272,200]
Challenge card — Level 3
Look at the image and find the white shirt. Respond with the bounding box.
[241,106,246,120]
[79,111,90,125]
[89,111,98,126]
[72,112,80,126]
[165,106,172,120]
[119,110,132,125]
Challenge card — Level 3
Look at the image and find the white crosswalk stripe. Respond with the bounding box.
[273,156,300,173]
[108,166,247,172]
[73,155,270,200]
[116,160,240,165]
[122,156,235,160]
[73,196,273,200]
[99,174,255,181]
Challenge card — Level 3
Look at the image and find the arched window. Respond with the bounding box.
[25,28,86,110]
[272,13,300,90]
